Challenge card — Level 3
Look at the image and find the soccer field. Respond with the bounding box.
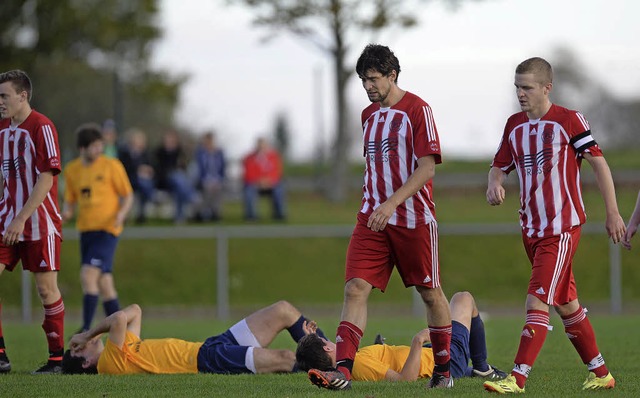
[2,313,639,397]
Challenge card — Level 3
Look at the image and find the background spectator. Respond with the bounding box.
[154,130,194,224]
[119,128,155,224]
[193,131,226,222]
[101,119,120,159]
[242,137,286,221]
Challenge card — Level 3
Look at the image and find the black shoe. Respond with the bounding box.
[374,333,386,345]
[308,368,352,390]
[32,360,62,375]
[0,352,10,374]
[473,364,508,380]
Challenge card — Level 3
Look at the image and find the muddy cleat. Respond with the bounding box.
[484,375,525,394]
[32,360,63,375]
[0,352,10,374]
[308,368,352,390]
[427,372,453,388]
[582,372,615,390]
[473,364,508,380]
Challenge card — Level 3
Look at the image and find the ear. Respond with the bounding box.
[544,82,553,95]
[388,70,398,83]
[322,344,334,353]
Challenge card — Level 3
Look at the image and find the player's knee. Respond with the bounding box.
[451,291,473,305]
[344,278,371,300]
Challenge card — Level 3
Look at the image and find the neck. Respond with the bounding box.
[527,101,552,120]
[380,86,405,108]
[11,105,32,127]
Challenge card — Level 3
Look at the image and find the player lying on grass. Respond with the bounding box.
[62,300,325,375]
[296,291,506,386]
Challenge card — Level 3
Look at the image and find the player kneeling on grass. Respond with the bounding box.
[62,301,326,375]
[296,291,506,386]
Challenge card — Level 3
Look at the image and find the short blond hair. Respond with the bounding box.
[516,57,553,85]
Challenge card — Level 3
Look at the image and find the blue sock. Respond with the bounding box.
[469,315,489,372]
[287,315,327,342]
[82,294,99,330]
[103,298,120,316]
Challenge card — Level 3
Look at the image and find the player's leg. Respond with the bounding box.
[26,236,65,374]
[0,245,19,374]
[0,263,8,373]
[98,273,120,316]
[252,348,296,373]
[96,232,120,317]
[80,266,101,330]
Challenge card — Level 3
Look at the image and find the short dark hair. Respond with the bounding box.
[0,69,33,101]
[295,334,333,372]
[356,44,401,83]
[516,57,553,85]
[61,349,98,375]
[75,123,103,149]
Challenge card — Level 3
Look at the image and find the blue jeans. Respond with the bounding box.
[243,183,285,220]
[169,171,194,222]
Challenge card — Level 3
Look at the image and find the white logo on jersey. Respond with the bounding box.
[335,335,343,343]
[529,128,537,135]
[535,287,545,295]
[378,115,385,123]
[423,275,432,283]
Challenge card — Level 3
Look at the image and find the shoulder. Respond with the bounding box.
[64,158,81,171]
[361,103,379,121]
[29,110,56,129]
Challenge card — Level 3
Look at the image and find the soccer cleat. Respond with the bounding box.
[373,333,386,345]
[582,372,615,390]
[0,351,11,374]
[427,372,453,388]
[32,360,63,375]
[473,364,508,380]
[484,375,525,394]
[308,368,352,390]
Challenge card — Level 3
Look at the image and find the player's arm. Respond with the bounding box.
[384,329,431,381]
[622,190,640,250]
[2,171,53,245]
[583,153,626,244]
[115,192,134,229]
[367,155,435,232]
[486,167,507,206]
[70,304,142,352]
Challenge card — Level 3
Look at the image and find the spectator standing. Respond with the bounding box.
[193,131,226,221]
[154,130,194,224]
[0,70,66,374]
[242,137,286,221]
[101,119,119,159]
[119,128,155,224]
[62,123,133,333]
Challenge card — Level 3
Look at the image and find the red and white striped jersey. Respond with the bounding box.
[360,91,442,229]
[491,104,602,238]
[0,110,62,241]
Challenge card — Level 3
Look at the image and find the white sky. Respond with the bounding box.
[152,0,640,162]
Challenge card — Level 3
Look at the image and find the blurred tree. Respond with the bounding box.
[228,0,482,201]
[0,0,185,159]
[273,112,291,160]
[552,47,640,148]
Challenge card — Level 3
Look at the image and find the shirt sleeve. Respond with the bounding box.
[412,103,442,164]
[111,159,134,196]
[491,121,516,173]
[63,165,76,203]
[34,123,62,176]
[568,111,602,157]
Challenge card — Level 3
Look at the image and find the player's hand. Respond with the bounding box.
[486,184,506,206]
[605,213,626,244]
[367,201,396,232]
[62,208,74,223]
[622,222,638,250]
[2,218,25,245]
[302,319,318,335]
[412,328,431,345]
[69,332,91,353]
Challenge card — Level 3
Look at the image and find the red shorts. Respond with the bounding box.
[0,234,61,273]
[522,227,580,306]
[345,212,440,291]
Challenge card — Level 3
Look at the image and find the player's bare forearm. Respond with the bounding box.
[486,167,507,206]
[115,193,134,227]
[368,156,435,232]
[585,154,626,242]
[395,330,431,381]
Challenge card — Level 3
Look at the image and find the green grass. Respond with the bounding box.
[2,314,639,397]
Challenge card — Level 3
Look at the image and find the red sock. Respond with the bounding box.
[335,321,362,380]
[512,310,549,388]
[42,297,65,360]
[429,324,452,377]
[562,307,608,377]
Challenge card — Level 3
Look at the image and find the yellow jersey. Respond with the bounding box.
[352,344,435,381]
[63,155,133,236]
[97,331,203,374]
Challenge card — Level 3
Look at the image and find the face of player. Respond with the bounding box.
[82,140,105,163]
[0,81,28,121]
[360,69,397,106]
[514,73,552,119]
[73,338,104,368]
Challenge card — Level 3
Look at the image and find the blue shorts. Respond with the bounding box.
[196,319,259,374]
[80,231,118,273]
[449,320,471,378]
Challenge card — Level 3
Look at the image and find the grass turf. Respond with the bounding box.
[1,314,639,397]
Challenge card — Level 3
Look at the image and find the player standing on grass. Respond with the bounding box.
[307,44,453,390]
[0,70,65,374]
[63,123,134,333]
[484,57,625,393]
